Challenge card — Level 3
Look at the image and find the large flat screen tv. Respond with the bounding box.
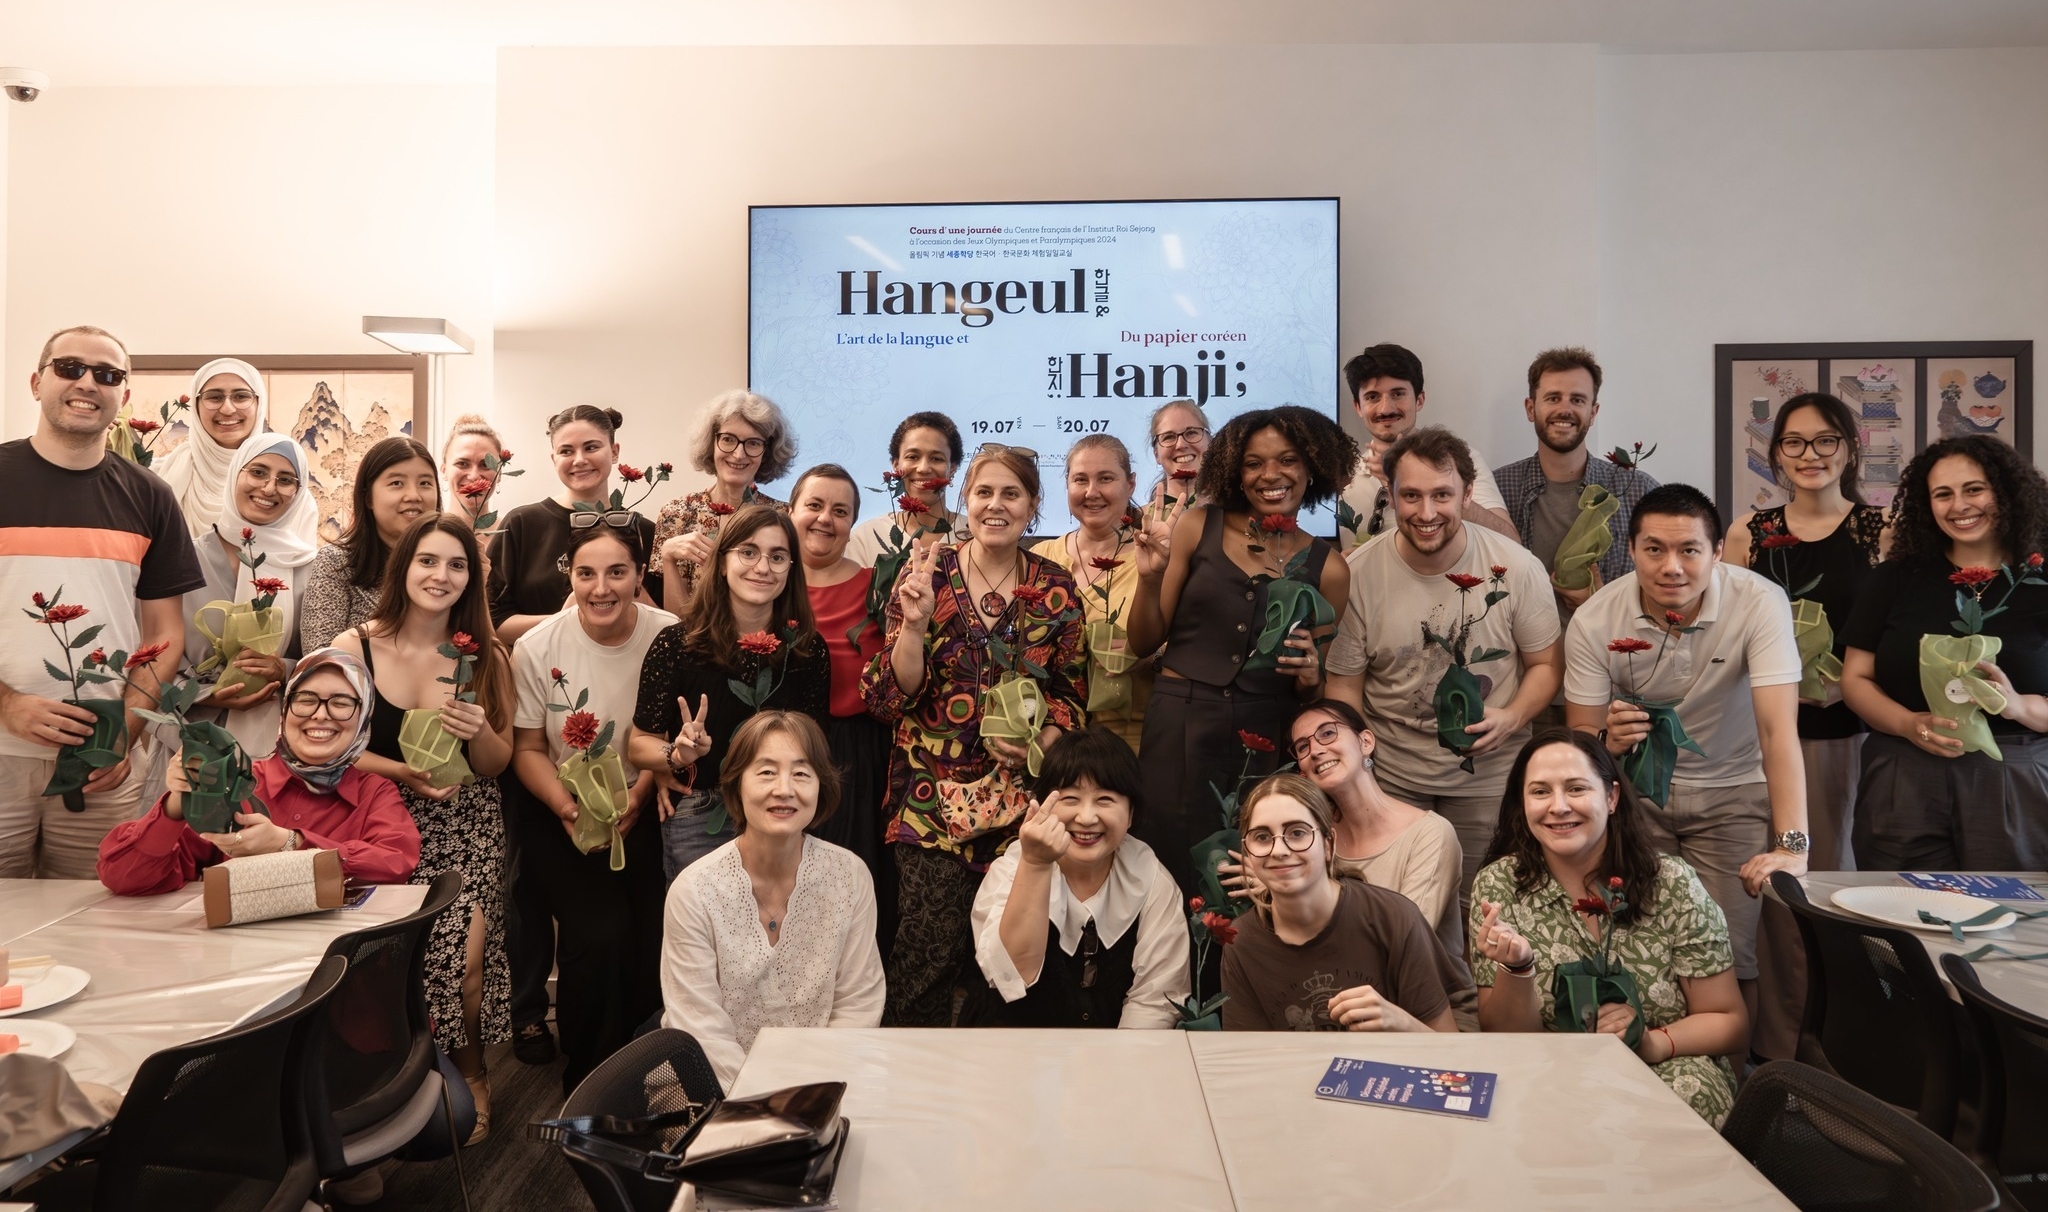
[749,197,1340,534]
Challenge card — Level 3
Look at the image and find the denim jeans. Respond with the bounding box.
[659,788,729,886]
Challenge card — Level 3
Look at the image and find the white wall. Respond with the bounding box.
[492,44,1603,513]
[4,84,495,442]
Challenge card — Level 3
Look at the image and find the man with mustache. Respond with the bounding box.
[1338,343,1517,547]
[1494,347,1660,618]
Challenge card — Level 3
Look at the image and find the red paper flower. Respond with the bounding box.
[1664,610,1687,626]
[457,479,491,498]
[898,495,932,515]
[1490,565,1508,578]
[1120,513,1137,529]
[1237,729,1276,753]
[1089,556,1124,570]
[1608,637,1655,653]
[251,577,288,596]
[241,527,255,542]
[2030,553,2045,569]
[657,462,674,475]
[125,641,170,669]
[1258,513,1299,533]
[921,477,951,491]
[1170,468,1198,482]
[31,592,46,609]
[126,418,161,433]
[87,648,106,665]
[560,710,600,751]
[1011,584,1048,606]
[1950,566,1999,587]
[707,501,736,517]
[500,449,513,462]
[1572,896,1610,916]
[1201,912,1240,946]
[738,631,782,656]
[550,667,564,681]
[1189,896,1204,913]
[1758,518,1777,533]
[1609,876,1625,888]
[450,631,479,655]
[618,464,645,482]
[41,603,87,624]
[1446,573,1485,590]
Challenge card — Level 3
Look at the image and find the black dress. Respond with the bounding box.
[963,919,1137,1029]
[1743,504,1884,739]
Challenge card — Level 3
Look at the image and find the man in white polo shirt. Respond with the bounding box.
[1563,483,1808,1008]
[1328,427,1562,898]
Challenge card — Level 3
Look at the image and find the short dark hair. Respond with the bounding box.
[1628,483,1723,545]
[719,711,842,835]
[1384,426,1476,491]
[790,463,861,515]
[1032,727,1146,824]
[1526,347,1603,401]
[563,519,648,572]
[1196,405,1359,512]
[1481,728,1663,922]
[1889,435,2048,566]
[1294,698,1367,734]
[890,411,964,467]
[1343,343,1424,401]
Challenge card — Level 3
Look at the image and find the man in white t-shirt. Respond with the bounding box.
[1327,427,1562,898]
[1338,343,1517,548]
[1562,483,1809,1002]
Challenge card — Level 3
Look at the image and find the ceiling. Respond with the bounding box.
[4,0,2046,87]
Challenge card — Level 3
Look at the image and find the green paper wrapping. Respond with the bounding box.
[1245,579,1335,673]
[1919,632,2007,760]
[398,708,477,789]
[979,675,1048,778]
[177,719,265,835]
[1433,664,1486,771]
[561,748,630,871]
[1551,485,1618,592]
[42,697,129,800]
[194,600,287,697]
[1084,620,1139,714]
[1791,598,1843,705]
[1549,960,1645,1048]
[1176,1011,1224,1032]
[1190,827,1244,917]
[1618,699,1704,808]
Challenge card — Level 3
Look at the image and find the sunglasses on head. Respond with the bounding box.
[974,442,1040,461]
[42,357,128,388]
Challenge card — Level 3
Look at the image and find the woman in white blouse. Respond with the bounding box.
[967,726,1189,1028]
[659,711,885,1088]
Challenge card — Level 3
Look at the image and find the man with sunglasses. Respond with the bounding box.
[0,326,204,878]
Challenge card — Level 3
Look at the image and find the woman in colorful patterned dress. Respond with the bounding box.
[653,390,794,612]
[862,445,1087,1026]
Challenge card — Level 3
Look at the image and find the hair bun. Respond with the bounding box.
[605,407,625,431]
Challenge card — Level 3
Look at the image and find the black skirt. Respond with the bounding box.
[1134,676,1296,902]
[817,711,897,964]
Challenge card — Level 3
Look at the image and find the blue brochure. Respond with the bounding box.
[1314,1057,1496,1120]
[1899,873,2046,902]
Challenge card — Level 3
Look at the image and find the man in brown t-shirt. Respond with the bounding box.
[1222,876,1460,1032]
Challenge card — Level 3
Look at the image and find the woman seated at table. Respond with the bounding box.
[97,650,421,896]
[1470,728,1745,1127]
[966,727,1189,1028]
[1221,774,1459,1033]
[660,711,884,1089]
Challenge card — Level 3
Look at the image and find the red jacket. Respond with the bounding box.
[97,757,422,896]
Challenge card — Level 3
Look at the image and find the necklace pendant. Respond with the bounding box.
[980,589,1008,616]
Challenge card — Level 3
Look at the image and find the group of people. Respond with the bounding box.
[4,323,2044,1150]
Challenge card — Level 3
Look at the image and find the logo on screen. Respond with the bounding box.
[1047,350,1247,405]
[838,268,1092,328]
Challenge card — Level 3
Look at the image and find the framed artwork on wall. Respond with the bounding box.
[128,355,427,543]
[1714,341,2032,522]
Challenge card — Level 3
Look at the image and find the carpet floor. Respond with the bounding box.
[365,1039,588,1211]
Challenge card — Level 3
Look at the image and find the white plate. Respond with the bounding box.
[1831,886,2017,934]
[1,1018,76,1059]
[0,964,90,1017]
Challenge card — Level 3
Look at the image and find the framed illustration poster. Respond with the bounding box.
[127,355,427,542]
[1715,342,2031,522]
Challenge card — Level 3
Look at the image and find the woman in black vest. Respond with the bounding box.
[965,727,1189,1027]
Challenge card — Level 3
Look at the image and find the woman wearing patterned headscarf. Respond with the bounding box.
[96,648,421,895]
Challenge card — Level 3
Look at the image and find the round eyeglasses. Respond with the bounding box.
[716,432,767,457]
[287,692,360,721]
[1153,426,1209,449]
[1242,823,1321,857]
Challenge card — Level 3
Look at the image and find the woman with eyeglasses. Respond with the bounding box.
[861,444,1087,1027]
[487,405,662,645]
[628,506,830,884]
[1033,435,1151,753]
[1143,400,1211,512]
[965,726,1188,1028]
[98,648,422,895]
[1221,773,1460,1033]
[1471,729,1744,1126]
[844,411,966,569]
[654,390,796,613]
[334,514,517,1142]
[154,357,303,541]
[301,436,441,651]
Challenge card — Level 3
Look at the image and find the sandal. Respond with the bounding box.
[465,1073,492,1145]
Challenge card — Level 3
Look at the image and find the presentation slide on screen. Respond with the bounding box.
[748,198,1340,535]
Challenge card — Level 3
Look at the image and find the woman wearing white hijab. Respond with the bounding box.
[156,357,280,538]
[175,431,324,756]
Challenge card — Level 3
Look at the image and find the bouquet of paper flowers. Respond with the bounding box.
[1608,612,1706,807]
[459,449,525,534]
[1925,557,2046,759]
[1174,896,1237,1031]
[1240,514,1335,675]
[1753,520,1838,704]
[978,583,1078,779]
[1076,524,1141,715]
[397,632,480,789]
[543,668,631,869]
[26,590,130,805]
[138,675,266,836]
[104,395,190,470]
[1187,729,1289,924]
[1550,875,1645,1049]
[1424,567,1513,773]
[194,528,291,698]
[855,473,952,645]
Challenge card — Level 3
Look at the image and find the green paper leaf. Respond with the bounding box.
[547,701,568,712]
[590,719,616,756]
[44,659,71,682]
[574,687,589,710]
[74,669,116,685]
[70,623,105,649]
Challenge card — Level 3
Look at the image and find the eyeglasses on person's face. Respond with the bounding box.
[1776,434,1844,458]
[1152,426,1209,449]
[42,357,128,388]
[715,432,767,457]
[730,543,793,571]
[198,388,260,408]
[1242,822,1320,857]
[1289,723,1347,762]
[287,691,361,721]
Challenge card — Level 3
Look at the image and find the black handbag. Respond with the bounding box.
[533,1081,849,1208]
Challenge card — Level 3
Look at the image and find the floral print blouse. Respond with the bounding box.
[860,545,1087,868]
[651,486,788,594]
[1469,853,1738,1128]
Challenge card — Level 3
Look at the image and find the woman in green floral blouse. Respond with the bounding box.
[1468,728,1747,1126]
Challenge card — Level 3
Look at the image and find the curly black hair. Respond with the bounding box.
[1887,435,2048,566]
[1195,406,1359,512]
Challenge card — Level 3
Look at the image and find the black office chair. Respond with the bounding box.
[1769,871,1962,1139]
[305,871,471,1209]
[1723,1060,1997,1211]
[540,1027,723,1212]
[1942,952,2048,1209]
[18,954,347,1212]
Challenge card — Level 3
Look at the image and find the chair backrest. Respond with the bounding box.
[92,953,347,1212]
[552,1027,724,1212]
[1941,952,2048,1208]
[1769,872,1961,1138]
[1722,1060,1998,1212]
[307,870,462,1169]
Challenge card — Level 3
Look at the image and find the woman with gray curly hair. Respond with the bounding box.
[654,389,797,612]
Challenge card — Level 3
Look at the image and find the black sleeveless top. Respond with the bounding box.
[1744,504,1885,740]
[966,918,1138,1029]
[356,633,471,765]
[1162,509,1333,696]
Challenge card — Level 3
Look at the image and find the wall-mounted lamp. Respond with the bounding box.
[363,316,474,453]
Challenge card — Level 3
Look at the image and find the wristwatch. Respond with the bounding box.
[1772,829,1809,856]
